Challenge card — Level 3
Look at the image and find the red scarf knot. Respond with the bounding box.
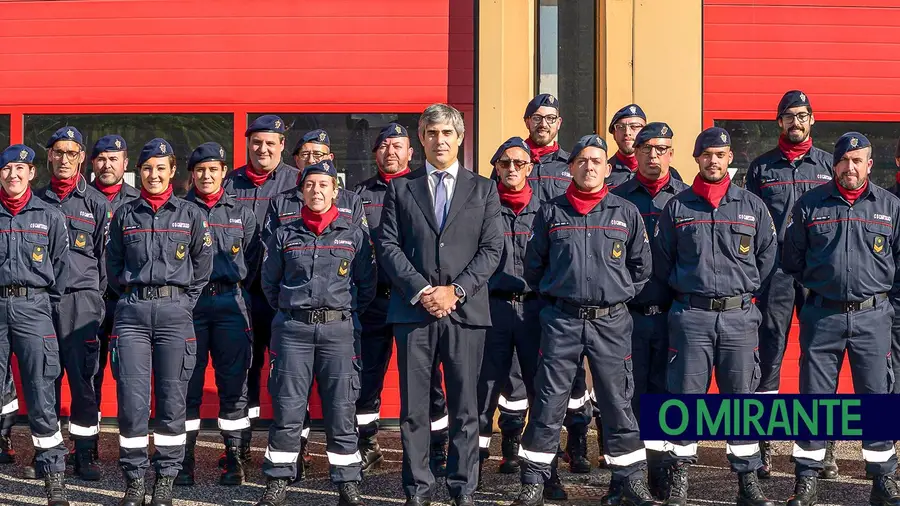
[525,138,560,163]
[636,171,671,197]
[692,173,731,209]
[0,186,32,216]
[379,167,411,184]
[497,181,533,215]
[96,181,123,202]
[140,184,174,212]
[196,187,225,209]
[565,182,608,215]
[300,204,339,236]
[245,165,272,187]
[836,180,868,205]
[778,134,813,163]
[50,174,79,200]
[614,152,638,172]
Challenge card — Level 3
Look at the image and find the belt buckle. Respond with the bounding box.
[308,310,325,324]
[710,298,725,311]
[646,305,660,316]
[844,301,861,312]
[579,307,598,319]
[145,287,158,300]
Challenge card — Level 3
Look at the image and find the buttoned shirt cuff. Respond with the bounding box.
[411,285,433,305]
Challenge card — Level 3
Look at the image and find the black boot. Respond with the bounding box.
[511,483,544,506]
[499,430,521,474]
[601,479,623,506]
[150,475,175,506]
[649,465,670,501]
[338,481,365,506]
[73,446,101,481]
[620,477,656,506]
[543,467,567,501]
[818,441,838,480]
[301,436,313,466]
[91,437,99,461]
[757,441,772,480]
[119,476,146,506]
[786,476,817,506]
[220,443,245,486]
[44,471,70,506]
[174,433,196,487]
[256,477,289,506]
[429,438,447,478]
[664,462,689,506]
[293,437,311,482]
[0,434,16,464]
[565,429,591,474]
[736,471,774,506]
[871,474,900,506]
[359,435,383,472]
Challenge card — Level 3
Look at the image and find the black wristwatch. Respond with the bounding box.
[453,283,466,304]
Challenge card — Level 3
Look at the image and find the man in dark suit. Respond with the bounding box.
[377,104,504,506]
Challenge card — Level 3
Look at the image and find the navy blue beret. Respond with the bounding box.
[188,142,227,170]
[490,137,531,165]
[777,90,812,118]
[245,114,286,137]
[833,132,871,164]
[293,129,331,156]
[91,135,127,160]
[635,122,674,147]
[300,160,338,181]
[371,123,409,152]
[693,127,731,157]
[137,138,174,167]
[1,144,35,167]
[46,126,84,149]
[608,104,646,134]
[524,93,560,118]
[569,134,608,162]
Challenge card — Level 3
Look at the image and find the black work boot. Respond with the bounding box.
[73,445,101,481]
[620,477,657,506]
[565,429,591,474]
[0,434,16,464]
[664,462,689,506]
[736,471,775,506]
[757,441,772,480]
[220,443,245,486]
[511,483,544,506]
[359,435,383,472]
[91,437,100,461]
[174,433,196,486]
[601,479,623,506]
[119,476,146,506]
[543,465,567,501]
[499,430,521,474]
[220,439,253,468]
[871,474,900,506]
[256,477,290,506]
[649,464,671,501]
[150,475,175,506]
[786,476,817,506]
[338,481,365,506]
[44,471,70,506]
[818,441,839,480]
[25,453,45,480]
[430,438,448,478]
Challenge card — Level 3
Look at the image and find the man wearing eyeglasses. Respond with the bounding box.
[292,129,335,171]
[607,105,682,190]
[744,90,834,480]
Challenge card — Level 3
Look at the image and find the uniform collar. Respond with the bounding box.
[825,180,877,204]
[185,188,235,208]
[500,190,542,216]
[295,210,351,234]
[559,188,621,213]
[616,174,681,196]
[684,181,744,204]
[40,174,89,203]
[237,161,289,180]
[135,192,180,212]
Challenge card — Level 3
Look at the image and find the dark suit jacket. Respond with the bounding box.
[376,165,503,327]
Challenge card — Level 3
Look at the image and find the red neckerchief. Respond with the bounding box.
[379,167,411,184]
[196,187,225,209]
[525,138,560,163]
[0,186,32,216]
[565,182,608,215]
[778,134,813,162]
[636,171,671,197]
[614,152,638,172]
[300,204,339,235]
[837,180,868,205]
[245,164,272,187]
[140,184,174,212]
[691,173,731,209]
[95,181,123,202]
[50,174,79,200]
[497,181,533,215]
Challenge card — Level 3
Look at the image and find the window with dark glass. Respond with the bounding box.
[537,0,596,152]
[250,113,438,191]
[716,120,900,190]
[24,114,234,195]
[0,115,9,149]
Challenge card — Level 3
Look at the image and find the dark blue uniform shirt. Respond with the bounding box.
[99,182,141,215]
[606,155,683,190]
[185,190,260,285]
[653,183,777,299]
[224,162,300,238]
[262,188,364,247]
[782,181,900,303]
[528,148,571,201]
[0,194,69,302]
[489,191,543,294]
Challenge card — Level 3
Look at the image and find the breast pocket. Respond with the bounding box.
[169,231,191,263]
[603,228,629,263]
[808,220,836,251]
[220,226,243,257]
[331,248,354,280]
[675,222,703,262]
[548,227,573,265]
[68,218,95,253]
[865,221,892,257]
[122,232,148,269]
[731,223,757,258]
[23,232,50,268]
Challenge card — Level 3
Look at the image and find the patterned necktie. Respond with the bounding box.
[433,171,448,230]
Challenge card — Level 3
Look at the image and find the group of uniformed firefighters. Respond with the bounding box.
[0,89,897,506]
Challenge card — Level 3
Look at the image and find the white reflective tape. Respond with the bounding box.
[863,447,897,463]
[756,390,779,394]
[185,419,201,432]
[97,411,103,423]
[119,435,149,449]
[265,446,300,464]
[68,422,99,437]
[153,433,187,447]
[327,451,362,466]
[218,417,251,431]
[791,443,826,462]
[668,442,698,457]
[518,446,556,464]
[301,427,311,439]
[479,436,492,449]
[568,390,590,410]
[726,443,761,458]
[605,448,647,467]
[356,412,380,426]
[0,398,18,415]
[644,440,669,452]
[431,415,449,432]
[498,395,529,412]
[32,431,63,449]
[589,389,597,402]
[248,406,261,419]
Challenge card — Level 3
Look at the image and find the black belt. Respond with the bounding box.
[377,285,391,299]
[286,308,350,324]
[628,302,671,316]
[203,281,241,297]
[676,293,750,312]
[807,292,887,313]
[556,299,623,320]
[490,291,538,302]
[102,290,118,301]
[125,285,184,300]
[0,286,46,298]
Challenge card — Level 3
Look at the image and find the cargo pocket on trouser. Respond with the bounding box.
[623,355,635,402]
[43,335,61,379]
[887,353,895,393]
[181,338,197,381]
[244,327,255,370]
[83,337,101,379]
[349,373,361,404]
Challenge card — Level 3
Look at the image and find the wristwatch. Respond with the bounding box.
[453,283,466,304]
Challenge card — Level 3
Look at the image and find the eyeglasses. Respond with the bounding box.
[529,114,560,125]
[496,159,530,170]
[638,144,672,155]
[298,151,328,161]
[50,148,81,161]
[780,112,811,124]
[614,123,645,132]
